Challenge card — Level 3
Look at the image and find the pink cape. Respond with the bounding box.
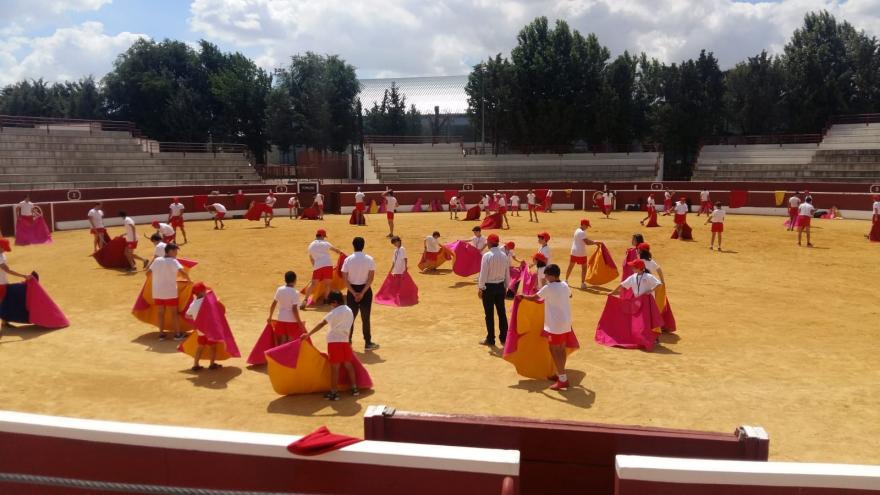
[480,212,503,229]
[247,323,277,365]
[594,290,662,351]
[521,268,538,296]
[784,216,803,229]
[507,261,526,295]
[671,222,694,240]
[375,272,419,307]
[411,198,424,212]
[445,240,482,277]
[265,339,373,389]
[645,206,659,227]
[25,277,69,328]
[15,216,52,246]
[183,291,240,357]
[378,199,387,213]
[621,248,638,282]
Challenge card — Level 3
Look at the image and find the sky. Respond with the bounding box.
[1,0,879,86]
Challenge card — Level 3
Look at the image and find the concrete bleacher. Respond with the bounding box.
[0,126,262,190]
[366,143,659,183]
[820,122,880,149]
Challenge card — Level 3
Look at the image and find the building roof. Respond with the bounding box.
[358,75,469,115]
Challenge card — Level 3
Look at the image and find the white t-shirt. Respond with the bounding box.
[150,257,183,300]
[798,203,815,217]
[873,201,880,215]
[314,193,324,206]
[308,240,334,269]
[153,241,167,258]
[498,196,507,208]
[186,297,203,321]
[710,209,726,223]
[643,259,660,273]
[341,252,375,285]
[385,196,398,211]
[0,253,8,285]
[510,195,520,206]
[647,196,656,207]
[391,247,407,275]
[324,305,354,343]
[700,190,710,201]
[665,191,672,201]
[674,202,689,215]
[288,196,298,206]
[538,244,552,264]
[621,272,662,297]
[211,203,227,213]
[470,235,487,251]
[546,190,553,198]
[602,192,613,204]
[570,228,588,256]
[537,281,572,334]
[18,201,33,216]
[123,217,137,242]
[425,236,440,253]
[789,196,801,208]
[274,286,301,322]
[169,203,185,217]
[450,196,459,207]
[266,195,277,206]
[527,193,536,205]
[355,191,365,204]
[157,223,174,237]
[88,208,104,228]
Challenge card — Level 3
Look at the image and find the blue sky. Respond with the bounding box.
[1,0,878,85]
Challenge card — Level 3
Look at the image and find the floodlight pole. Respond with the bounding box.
[481,63,486,154]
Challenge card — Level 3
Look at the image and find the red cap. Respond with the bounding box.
[637,242,651,251]
[151,220,159,228]
[172,197,179,202]
[580,218,590,227]
[191,282,208,294]
[533,252,548,263]
[316,229,327,237]
[505,241,515,249]
[487,234,500,244]
[628,259,646,270]
[0,238,11,252]
[537,231,550,240]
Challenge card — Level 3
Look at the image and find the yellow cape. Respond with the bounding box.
[178,332,234,361]
[132,272,194,331]
[585,243,619,285]
[503,299,577,380]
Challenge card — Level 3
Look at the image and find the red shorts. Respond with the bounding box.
[499,207,507,214]
[788,207,798,217]
[274,321,304,337]
[569,255,587,265]
[798,215,811,227]
[214,212,226,219]
[90,228,106,235]
[126,241,138,249]
[312,266,334,281]
[355,203,365,212]
[154,298,178,306]
[197,335,219,346]
[701,201,712,210]
[162,235,175,243]
[512,204,520,210]
[528,204,536,211]
[544,330,572,345]
[602,206,612,215]
[387,212,395,220]
[170,217,184,227]
[674,214,686,225]
[328,342,354,363]
[711,222,724,233]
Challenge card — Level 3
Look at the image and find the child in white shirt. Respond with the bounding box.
[522,264,573,391]
[301,291,359,401]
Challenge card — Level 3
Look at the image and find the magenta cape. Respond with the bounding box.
[645,206,659,227]
[445,240,482,277]
[185,291,240,357]
[464,205,481,221]
[480,212,503,230]
[621,248,638,282]
[247,321,309,365]
[92,235,129,269]
[15,216,52,246]
[25,278,68,328]
[594,290,662,351]
[671,222,694,240]
[411,198,424,212]
[507,261,526,295]
[265,339,373,395]
[870,218,880,242]
[375,272,419,307]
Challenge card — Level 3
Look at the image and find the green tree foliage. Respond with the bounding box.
[0,77,105,119]
[724,51,786,135]
[363,82,422,136]
[466,54,514,152]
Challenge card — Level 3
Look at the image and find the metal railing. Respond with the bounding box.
[143,141,249,155]
[0,114,140,136]
[506,143,662,154]
[828,113,880,126]
[701,134,822,146]
[363,135,463,145]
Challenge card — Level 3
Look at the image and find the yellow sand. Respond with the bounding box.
[1,210,878,464]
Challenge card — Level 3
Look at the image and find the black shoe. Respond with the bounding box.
[365,342,380,351]
[479,339,496,346]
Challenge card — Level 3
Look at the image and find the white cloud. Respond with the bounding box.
[0,22,147,85]
[2,0,112,18]
[188,0,880,77]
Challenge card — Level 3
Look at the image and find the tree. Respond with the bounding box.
[405,104,422,136]
[724,51,785,135]
[595,51,649,149]
[465,54,514,152]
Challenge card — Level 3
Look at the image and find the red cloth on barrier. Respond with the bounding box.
[287,426,362,456]
[729,190,748,208]
[193,195,208,210]
[480,212,503,229]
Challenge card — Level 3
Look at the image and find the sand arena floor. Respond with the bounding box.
[0,210,878,464]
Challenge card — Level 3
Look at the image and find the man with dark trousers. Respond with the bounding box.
[477,234,511,346]
[342,236,379,351]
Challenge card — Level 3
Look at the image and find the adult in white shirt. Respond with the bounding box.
[87,202,107,252]
[522,264,573,390]
[787,194,801,231]
[797,198,816,247]
[449,195,460,219]
[535,232,552,287]
[147,243,191,340]
[381,190,398,238]
[313,192,325,220]
[151,220,176,243]
[119,211,148,271]
[268,270,304,346]
[263,192,276,227]
[704,201,726,251]
[167,197,188,243]
[509,194,521,217]
[205,203,227,230]
[470,226,488,252]
[300,291,360,401]
[0,239,30,329]
[527,189,539,222]
[477,234,511,346]
[300,229,344,310]
[341,236,378,350]
[698,189,711,216]
[565,219,599,289]
[288,194,300,219]
[673,197,690,240]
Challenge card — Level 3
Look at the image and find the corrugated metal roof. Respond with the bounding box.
[358,75,469,115]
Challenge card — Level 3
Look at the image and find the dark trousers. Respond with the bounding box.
[481,282,508,344]
[346,284,373,344]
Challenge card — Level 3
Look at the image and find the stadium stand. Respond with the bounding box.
[0,116,261,190]
[365,142,660,183]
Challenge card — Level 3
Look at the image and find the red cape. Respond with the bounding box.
[870,217,880,242]
[480,212,503,229]
[645,206,659,227]
[464,205,481,221]
[92,235,129,269]
[671,223,694,240]
[299,207,320,220]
